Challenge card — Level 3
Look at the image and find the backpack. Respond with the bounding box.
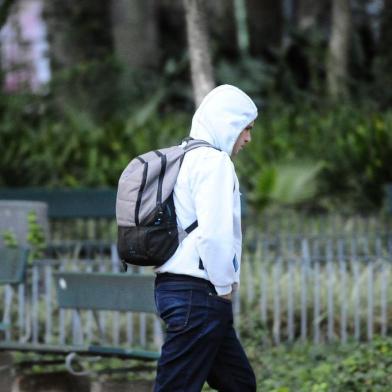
[116,138,215,267]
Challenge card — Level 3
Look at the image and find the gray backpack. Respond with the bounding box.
[116,138,215,267]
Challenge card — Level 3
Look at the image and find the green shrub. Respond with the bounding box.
[1,90,391,211]
[237,102,392,211]
[0,97,188,187]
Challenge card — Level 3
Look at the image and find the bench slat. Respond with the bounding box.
[0,342,159,360]
[0,188,116,218]
[54,272,156,313]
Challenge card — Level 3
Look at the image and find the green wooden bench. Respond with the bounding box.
[0,191,160,374]
[0,249,160,374]
[53,272,160,374]
[0,187,117,244]
[0,188,116,219]
[0,248,29,333]
[0,272,159,362]
[54,272,159,356]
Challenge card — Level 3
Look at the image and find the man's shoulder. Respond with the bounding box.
[182,147,234,179]
[185,145,230,162]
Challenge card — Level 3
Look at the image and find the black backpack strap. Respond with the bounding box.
[185,220,198,234]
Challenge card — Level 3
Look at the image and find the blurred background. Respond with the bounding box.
[1,1,392,390]
[0,0,391,212]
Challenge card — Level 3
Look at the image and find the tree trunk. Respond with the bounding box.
[206,0,237,58]
[380,0,392,57]
[296,0,329,31]
[376,0,392,106]
[160,0,236,63]
[326,0,352,98]
[43,0,115,118]
[245,0,283,57]
[233,0,250,57]
[183,0,215,107]
[111,0,159,70]
[44,0,112,70]
[158,0,186,60]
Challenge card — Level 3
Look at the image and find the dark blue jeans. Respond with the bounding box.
[154,273,256,392]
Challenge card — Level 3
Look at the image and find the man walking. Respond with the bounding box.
[154,84,258,391]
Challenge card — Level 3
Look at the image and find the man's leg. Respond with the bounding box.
[154,282,232,392]
[206,323,257,391]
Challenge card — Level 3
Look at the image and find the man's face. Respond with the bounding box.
[231,121,254,157]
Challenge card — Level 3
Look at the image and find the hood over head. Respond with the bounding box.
[189,85,258,155]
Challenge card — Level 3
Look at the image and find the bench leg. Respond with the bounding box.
[2,286,14,340]
[72,310,84,345]
[93,311,106,343]
[0,352,14,392]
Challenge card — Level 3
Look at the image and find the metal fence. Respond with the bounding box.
[1,222,392,348]
[48,211,392,241]
[0,253,164,352]
[238,233,392,344]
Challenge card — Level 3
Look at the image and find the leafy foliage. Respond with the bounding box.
[237,102,392,211]
[0,91,188,187]
[2,229,17,247]
[1,210,45,261]
[0,87,391,211]
[244,338,392,391]
[26,210,46,260]
[249,161,323,208]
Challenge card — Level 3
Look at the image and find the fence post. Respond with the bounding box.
[301,239,311,342]
[326,239,335,342]
[313,239,321,344]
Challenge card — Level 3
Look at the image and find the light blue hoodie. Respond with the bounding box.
[156,85,258,295]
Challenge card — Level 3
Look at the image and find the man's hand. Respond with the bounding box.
[219,293,232,301]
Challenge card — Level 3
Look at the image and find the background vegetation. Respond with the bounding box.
[0,0,391,213]
[14,338,392,391]
[246,337,392,391]
[1,92,390,212]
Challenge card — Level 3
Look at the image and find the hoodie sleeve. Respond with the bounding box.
[190,150,236,295]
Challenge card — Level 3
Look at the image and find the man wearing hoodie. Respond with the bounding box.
[154,85,258,391]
